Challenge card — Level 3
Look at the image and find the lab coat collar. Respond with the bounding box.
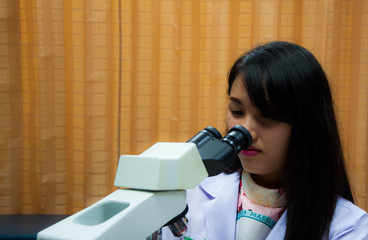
[200,170,241,240]
[200,170,241,198]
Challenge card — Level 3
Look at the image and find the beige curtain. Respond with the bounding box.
[1,0,367,214]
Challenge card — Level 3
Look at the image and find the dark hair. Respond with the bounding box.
[225,41,354,240]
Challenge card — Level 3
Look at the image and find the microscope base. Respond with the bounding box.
[37,189,186,240]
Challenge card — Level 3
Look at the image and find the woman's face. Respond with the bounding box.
[226,76,292,188]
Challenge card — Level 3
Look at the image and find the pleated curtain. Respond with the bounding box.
[0,0,367,214]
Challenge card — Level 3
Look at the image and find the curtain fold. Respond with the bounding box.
[0,0,367,214]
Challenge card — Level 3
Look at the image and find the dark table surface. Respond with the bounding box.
[0,214,69,240]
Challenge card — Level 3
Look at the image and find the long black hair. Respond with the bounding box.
[225,41,354,239]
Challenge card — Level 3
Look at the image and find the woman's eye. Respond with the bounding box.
[231,110,243,116]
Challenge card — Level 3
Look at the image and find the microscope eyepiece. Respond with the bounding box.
[203,126,222,139]
[187,125,252,176]
[186,126,222,148]
[222,125,252,153]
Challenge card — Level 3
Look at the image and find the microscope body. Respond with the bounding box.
[37,126,251,240]
[37,143,207,240]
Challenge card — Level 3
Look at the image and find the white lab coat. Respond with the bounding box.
[162,170,368,240]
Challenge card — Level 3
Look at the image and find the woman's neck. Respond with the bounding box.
[250,172,284,189]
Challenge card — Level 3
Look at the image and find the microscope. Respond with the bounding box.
[37,125,252,239]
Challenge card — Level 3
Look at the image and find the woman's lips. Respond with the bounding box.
[241,146,261,157]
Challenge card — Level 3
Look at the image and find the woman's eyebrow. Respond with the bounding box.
[229,96,242,104]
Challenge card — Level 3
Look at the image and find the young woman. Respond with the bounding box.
[162,41,368,240]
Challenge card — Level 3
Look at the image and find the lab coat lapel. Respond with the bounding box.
[200,171,241,240]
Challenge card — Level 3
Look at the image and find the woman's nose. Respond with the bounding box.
[242,118,257,141]
[248,129,257,142]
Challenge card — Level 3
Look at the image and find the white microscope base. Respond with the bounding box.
[37,189,186,240]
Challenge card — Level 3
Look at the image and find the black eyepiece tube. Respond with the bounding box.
[188,125,252,176]
[222,125,252,152]
[186,126,222,149]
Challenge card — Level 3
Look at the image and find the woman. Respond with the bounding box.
[162,41,368,240]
